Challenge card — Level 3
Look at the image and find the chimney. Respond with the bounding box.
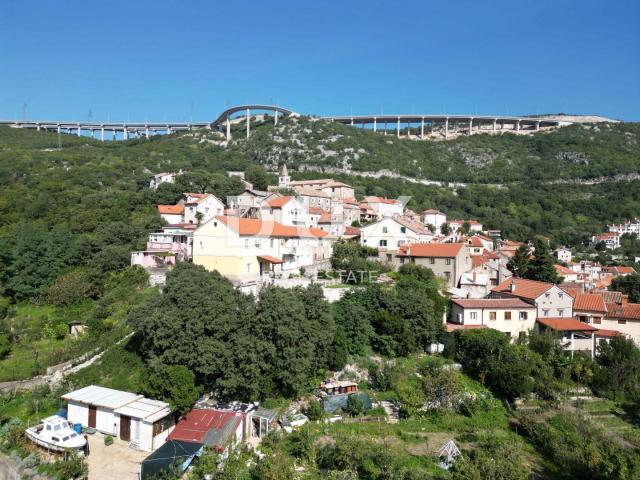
[509,281,516,292]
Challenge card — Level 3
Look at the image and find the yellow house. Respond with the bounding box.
[193,216,332,283]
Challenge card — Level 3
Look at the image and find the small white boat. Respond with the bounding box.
[25,415,86,452]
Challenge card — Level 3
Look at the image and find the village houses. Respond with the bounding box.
[360,217,434,259]
[449,298,537,340]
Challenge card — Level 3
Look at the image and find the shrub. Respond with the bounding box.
[344,394,366,417]
[303,400,324,421]
[104,435,113,446]
[0,334,11,360]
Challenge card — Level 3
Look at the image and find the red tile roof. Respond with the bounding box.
[537,318,597,332]
[573,293,607,314]
[215,216,327,238]
[608,303,640,320]
[396,242,465,258]
[555,264,575,276]
[307,207,327,215]
[158,204,185,215]
[615,266,636,274]
[452,298,534,309]
[344,226,361,236]
[266,196,295,208]
[594,329,623,338]
[492,277,554,300]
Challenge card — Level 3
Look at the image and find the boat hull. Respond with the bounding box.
[25,427,85,452]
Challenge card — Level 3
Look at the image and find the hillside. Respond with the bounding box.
[225,115,640,184]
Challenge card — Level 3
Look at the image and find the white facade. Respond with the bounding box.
[149,173,177,190]
[360,217,430,251]
[183,194,225,225]
[260,196,310,227]
[421,210,447,231]
[363,197,404,218]
[555,247,572,263]
[63,386,173,453]
[450,300,537,340]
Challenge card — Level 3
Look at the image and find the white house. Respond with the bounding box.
[420,209,447,231]
[260,196,309,226]
[362,196,404,218]
[157,204,185,224]
[491,277,574,319]
[294,186,332,211]
[360,217,433,255]
[182,193,225,225]
[449,298,537,340]
[62,385,174,452]
[554,247,572,263]
[149,172,177,190]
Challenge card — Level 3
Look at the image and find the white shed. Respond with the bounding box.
[62,385,175,452]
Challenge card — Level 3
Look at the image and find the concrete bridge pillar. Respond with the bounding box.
[396,117,400,138]
[36,123,41,132]
[373,117,377,132]
[57,124,61,135]
[274,110,278,126]
[77,124,81,137]
[100,127,105,142]
[407,122,410,138]
[536,121,540,131]
[350,118,354,126]
[384,121,387,135]
[145,126,150,139]
[246,109,250,139]
[166,125,172,135]
[123,127,128,140]
[226,117,231,141]
[516,120,521,132]
[421,117,425,139]
[493,118,497,133]
[445,118,449,139]
[469,118,473,136]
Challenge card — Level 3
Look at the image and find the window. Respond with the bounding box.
[545,293,550,299]
[270,238,274,248]
[559,293,564,299]
[379,240,387,247]
[504,311,512,320]
[470,312,477,320]
[618,319,627,325]
[429,258,435,264]
[382,227,388,233]
[46,425,51,431]
[52,437,60,442]
[594,316,601,324]
[444,272,451,281]
[519,311,528,321]
[489,311,497,321]
[543,309,549,317]
[400,226,406,233]
[445,258,451,265]
[244,239,249,248]
[400,257,405,264]
[246,263,251,273]
[557,309,564,317]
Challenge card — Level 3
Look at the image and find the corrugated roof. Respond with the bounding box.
[169,409,243,450]
[62,385,141,410]
[451,298,534,309]
[397,243,465,258]
[492,277,554,300]
[114,397,171,422]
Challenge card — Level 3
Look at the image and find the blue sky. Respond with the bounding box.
[1,0,639,121]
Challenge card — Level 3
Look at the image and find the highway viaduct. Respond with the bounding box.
[0,105,567,141]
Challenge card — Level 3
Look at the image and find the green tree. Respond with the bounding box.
[507,245,530,278]
[610,273,640,303]
[524,238,558,283]
[144,364,202,415]
[593,336,640,401]
[245,164,269,191]
[440,223,451,235]
[450,438,529,480]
